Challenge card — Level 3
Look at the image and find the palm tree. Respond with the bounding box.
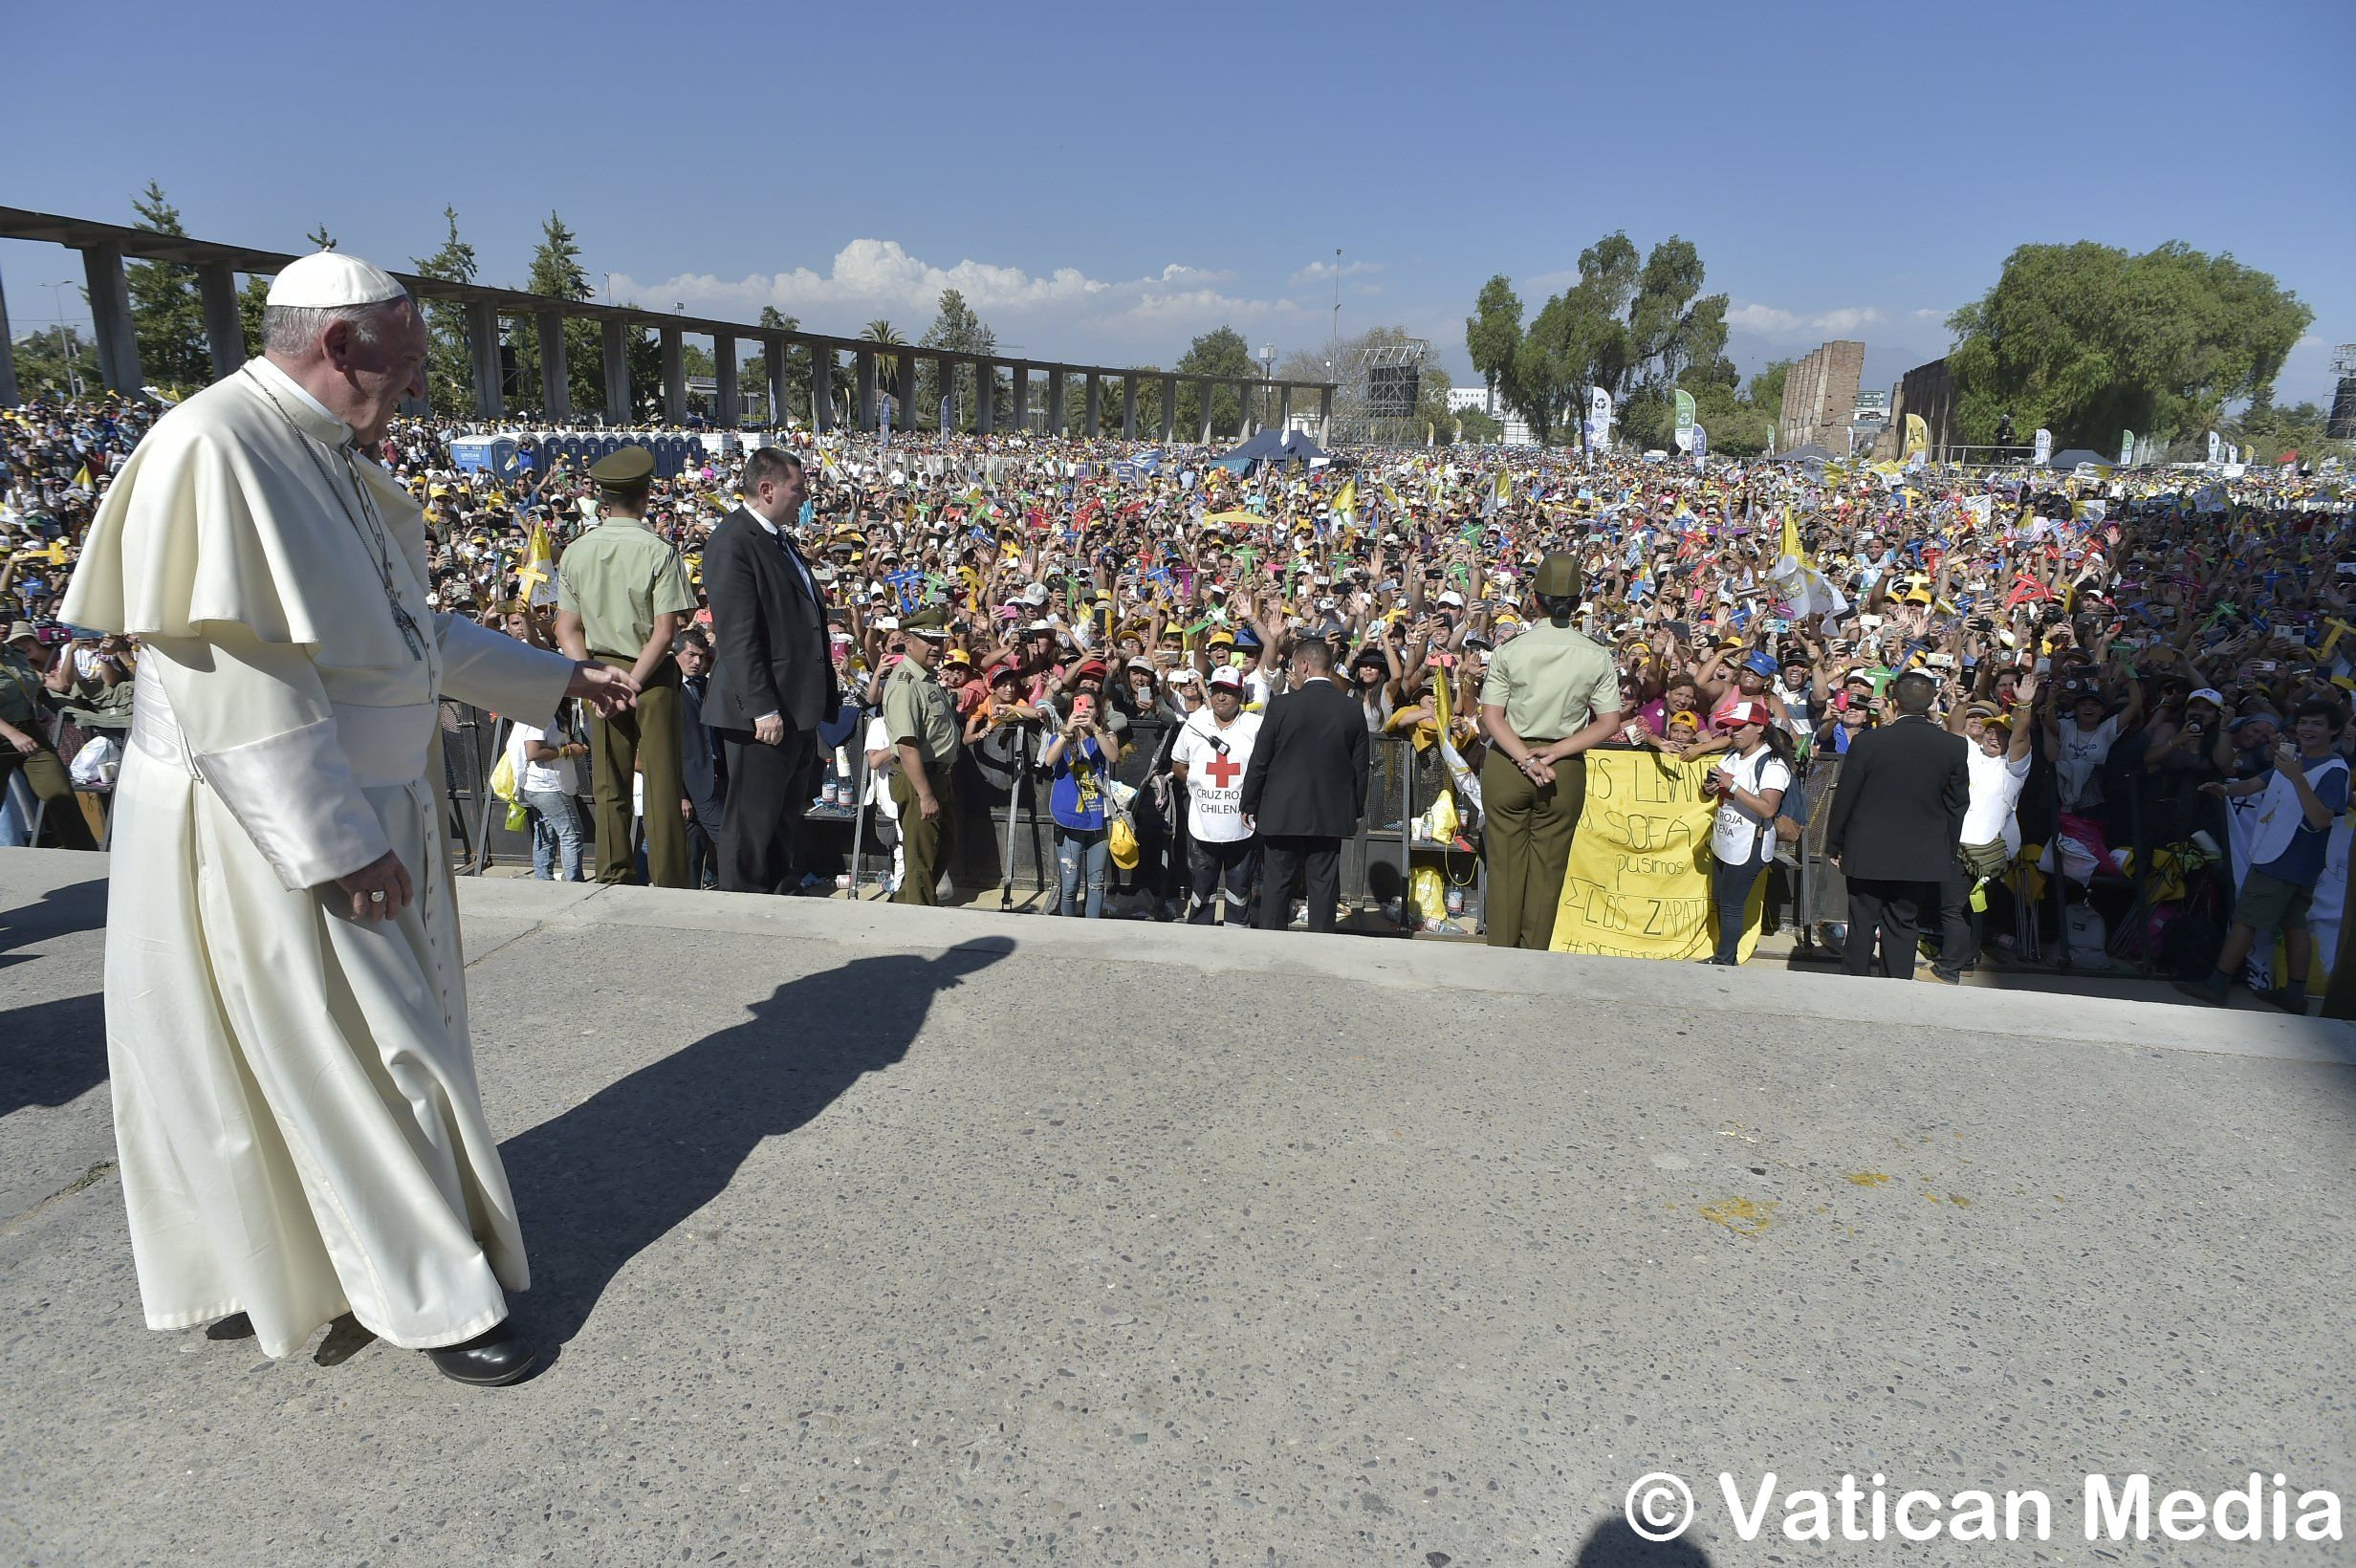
[860,319,908,419]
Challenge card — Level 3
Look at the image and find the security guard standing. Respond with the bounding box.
[883,610,962,905]
[554,446,699,886]
[1476,552,1624,949]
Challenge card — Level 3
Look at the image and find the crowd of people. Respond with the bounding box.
[8,382,2353,1000]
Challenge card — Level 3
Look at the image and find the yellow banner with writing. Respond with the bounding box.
[1548,749,1761,961]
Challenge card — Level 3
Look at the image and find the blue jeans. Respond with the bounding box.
[526,789,586,882]
[1055,825,1109,918]
[1712,855,1765,964]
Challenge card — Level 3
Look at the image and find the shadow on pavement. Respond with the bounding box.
[0,875,106,971]
[1574,1518,1714,1564]
[0,877,110,1119]
[500,935,1014,1348]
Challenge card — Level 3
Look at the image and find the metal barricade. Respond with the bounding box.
[1799,756,1845,940]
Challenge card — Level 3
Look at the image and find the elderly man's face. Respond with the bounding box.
[329,302,428,445]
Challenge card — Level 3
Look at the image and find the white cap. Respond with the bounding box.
[266,250,405,309]
[1436,589,1465,608]
[1209,666,1245,691]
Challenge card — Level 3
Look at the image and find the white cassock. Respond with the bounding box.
[62,358,575,1359]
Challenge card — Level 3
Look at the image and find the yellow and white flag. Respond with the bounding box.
[517,521,558,606]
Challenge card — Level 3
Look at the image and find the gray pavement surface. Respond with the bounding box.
[4,845,2354,1565]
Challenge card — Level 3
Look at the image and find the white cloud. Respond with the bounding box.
[603,241,1298,363]
[1726,301,1887,338]
[1289,258,1384,287]
[1910,306,1953,322]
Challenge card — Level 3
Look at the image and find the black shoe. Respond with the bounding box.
[2172,977,2229,1008]
[1927,968,1961,985]
[2258,983,2312,1015]
[424,1319,540,1386]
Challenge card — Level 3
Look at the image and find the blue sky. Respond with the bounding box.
[8,0,2349,405]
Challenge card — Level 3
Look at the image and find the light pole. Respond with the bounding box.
[602,272,616,305]
[1260,342,1274,432]
[46,281,83,398]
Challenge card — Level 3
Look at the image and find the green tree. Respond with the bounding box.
[2230,401,2346,466]
[11,325,101,400]
[1454,404,1504,445]
[1469,234,1729,448]
[1172,326,1254,439]
[1945,240,2312,449]
[126,181,210,393]
[740,305,812,424]
[511,210,602,417]
[918,289,995,430]
[1466,274,1524,416]
[409,206,480,417]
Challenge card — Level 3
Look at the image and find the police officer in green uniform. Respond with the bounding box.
[1476,552,1624,948]
[554,446,699,887]
[883,610,962,905]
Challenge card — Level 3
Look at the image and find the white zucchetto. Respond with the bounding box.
[265,250,405,309]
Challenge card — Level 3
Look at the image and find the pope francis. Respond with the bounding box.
[61,250,638,1385]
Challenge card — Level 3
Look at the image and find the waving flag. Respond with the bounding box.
[1766,510,1848,618]
[1332,476,1357,523]
[516,522,558,607]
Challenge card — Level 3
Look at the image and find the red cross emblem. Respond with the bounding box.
[1205,752,1243,788]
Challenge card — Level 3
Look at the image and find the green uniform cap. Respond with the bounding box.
[1533,552,1581,598]
[903,608,951,638]
[588,445,656,496]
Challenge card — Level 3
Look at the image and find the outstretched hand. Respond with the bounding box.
[568,662,639,716]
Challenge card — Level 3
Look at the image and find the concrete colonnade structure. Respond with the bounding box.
[0,204,1335,441]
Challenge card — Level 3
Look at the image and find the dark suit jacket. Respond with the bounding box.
[679,673,727,813]
[1825,713,1971,882]
[701,507,838,734]
[1238,677,1371,839]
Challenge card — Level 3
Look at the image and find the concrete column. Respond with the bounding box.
[975,361,995,433]
[601,319,631,422]
[812,349,834,431]
[197,263,245,380]
[1319,385,1334,443]
[1279,385,1293,433]
[466,299,503,419]
[1159,375,1177,443]
[766,334,791,428]
[1199,381,1215,444]
[1121,376,1137,440]
[1012,364,1031,430]
[660,325,686,424]
[936,354,956,430]
[897,353,918,431]
[0,267,15,405]
[535,311,572,423]
[856,349,879,430]
[1046,371,1066,436]
[714,335,739,426]
[80,246,143,395]
[1084,373,1102,439]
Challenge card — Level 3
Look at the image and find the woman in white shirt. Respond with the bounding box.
[1703,700,1795,966]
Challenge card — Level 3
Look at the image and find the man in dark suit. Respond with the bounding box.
[674,626,729,890]
[702,448,840,895]
[1824,669,1971,980]
[1239,638,1370,933]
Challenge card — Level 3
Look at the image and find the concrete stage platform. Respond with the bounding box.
[4,847,2353,1564]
